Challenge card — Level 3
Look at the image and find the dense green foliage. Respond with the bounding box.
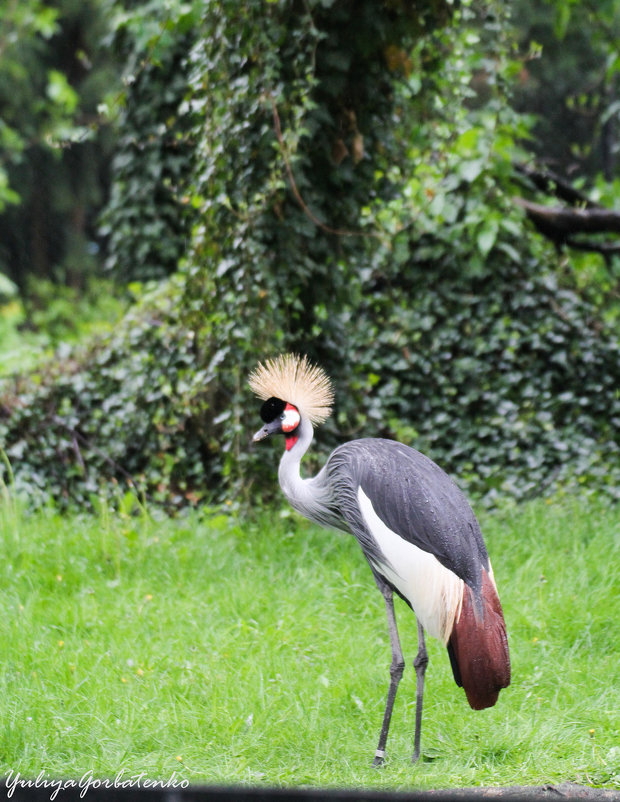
[0,0,117,290]
[0,277,126,379]
[1,0,619,510]
[0,280,208,509]
[99,3,197,281]
[0,498,618,786]
[513,0,620,181]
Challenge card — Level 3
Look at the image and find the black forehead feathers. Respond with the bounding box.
[260,396,286,423]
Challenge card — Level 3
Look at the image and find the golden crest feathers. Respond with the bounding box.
[248,354,334,425]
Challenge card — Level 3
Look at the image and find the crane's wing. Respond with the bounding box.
[326,438,488,594]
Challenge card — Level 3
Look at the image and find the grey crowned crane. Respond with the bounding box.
[249,353,510,766]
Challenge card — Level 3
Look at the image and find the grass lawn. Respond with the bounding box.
[0,493,618,790]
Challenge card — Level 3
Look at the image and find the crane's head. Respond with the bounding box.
[248,354,333,450]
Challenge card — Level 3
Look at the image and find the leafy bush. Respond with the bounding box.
[0,278,126,378]
[0,273,17,303]
[1,280,211,509]
[347,236,620,503]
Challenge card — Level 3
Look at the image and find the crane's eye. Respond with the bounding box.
[260,396,285,423]
[280,405,301,433]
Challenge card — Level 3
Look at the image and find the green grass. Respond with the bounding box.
[0,494,618,790]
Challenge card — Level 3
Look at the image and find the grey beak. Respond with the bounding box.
[252,425,270,443]
[252,418,283,443]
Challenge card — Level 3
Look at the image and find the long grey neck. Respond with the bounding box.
[277,416,339,529]
[278,415,315,504]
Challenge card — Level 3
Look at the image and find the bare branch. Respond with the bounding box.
[515,197,620,236]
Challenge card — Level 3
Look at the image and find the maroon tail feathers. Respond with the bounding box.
[447,569,511,710]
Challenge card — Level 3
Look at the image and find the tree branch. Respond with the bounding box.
[565,238,620,257]
[514,197,620,236]
[514,163,620,260]
[515,163,601,209]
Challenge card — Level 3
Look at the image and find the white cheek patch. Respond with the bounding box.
[281,407,301,433]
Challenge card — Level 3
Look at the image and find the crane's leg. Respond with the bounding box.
[372,580,405,768]
[412,620,428,764]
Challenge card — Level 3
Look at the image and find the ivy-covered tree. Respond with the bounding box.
[98,1,198,282]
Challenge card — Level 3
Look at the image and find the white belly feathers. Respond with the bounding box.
[357,486,464,644]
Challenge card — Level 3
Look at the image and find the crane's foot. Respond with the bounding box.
[371,749,385,768]
[411,748,421,765]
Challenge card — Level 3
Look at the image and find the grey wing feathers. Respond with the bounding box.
[326,438,489,594]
